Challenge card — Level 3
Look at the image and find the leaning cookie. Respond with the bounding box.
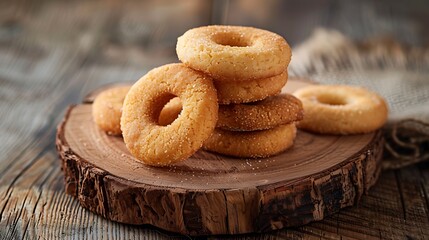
[92,86,131,135]
[293,85,388,135]
[121,63,218,166]
[217,94,303,131]
[202,124,297,158]
[215,71,288,104]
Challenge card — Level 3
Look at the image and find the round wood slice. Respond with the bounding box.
[56,79,384,236]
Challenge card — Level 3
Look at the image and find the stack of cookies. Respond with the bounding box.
[93,25,304,166]
[176,25,303,158]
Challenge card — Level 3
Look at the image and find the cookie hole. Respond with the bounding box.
[212,32,251,47]
[317,94,347,106]
[158,97,182,126]
[242,101,261,106]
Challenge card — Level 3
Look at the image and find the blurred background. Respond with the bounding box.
[1,0,428,75]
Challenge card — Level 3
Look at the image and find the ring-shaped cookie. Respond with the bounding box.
[203,124,297,158]
[121,63,218,166]
[177,25,291,81]
[293,85,388,134]
[92,86,131,135]
[218,94,303,131]
[215,71,288,104]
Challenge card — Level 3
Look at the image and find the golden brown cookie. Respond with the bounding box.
[121,63,218,166]
[92,86,131,135]
[293,85,388,134]
[217,94,303,131]
[177,25,291,81]
[203,123,297,158]
[215,71,288,104]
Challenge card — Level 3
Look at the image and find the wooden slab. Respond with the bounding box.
[56,80,384,236]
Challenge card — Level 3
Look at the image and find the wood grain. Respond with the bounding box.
[1,0,429,239]
[55,80,384,235]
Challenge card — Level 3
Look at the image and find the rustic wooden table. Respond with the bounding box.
[1,0,428,239]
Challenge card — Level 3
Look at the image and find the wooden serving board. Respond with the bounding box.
[56,79,384,236]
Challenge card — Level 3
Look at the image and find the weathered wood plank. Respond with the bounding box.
[420,163,429,223]
[1,0,429,239]
[1,74,429,239]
